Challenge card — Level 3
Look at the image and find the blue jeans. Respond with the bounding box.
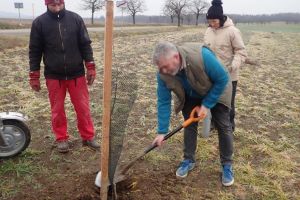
[182,97,233,165]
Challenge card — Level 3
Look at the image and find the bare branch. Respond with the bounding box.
[125,0,146,24]
[188,0,209,25]
[81,0,104,10]
[163,0,189,26]
[80,0,105,24]
[189,0,209,15]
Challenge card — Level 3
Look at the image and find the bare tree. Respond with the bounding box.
[164,0,189,27]
[181,9,194,25]
[125,0,146,24]
[81,0,104,24]
[189,0,209,26]
[162,4,176,23]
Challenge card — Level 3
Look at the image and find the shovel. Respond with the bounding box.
[95,106,204,188]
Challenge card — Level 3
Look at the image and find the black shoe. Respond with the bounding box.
[82,139,100,150]
[57,140,69,153]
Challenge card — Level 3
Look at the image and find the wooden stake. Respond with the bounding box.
[100,0,114,199]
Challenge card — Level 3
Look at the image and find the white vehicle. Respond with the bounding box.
[0,112,31,158]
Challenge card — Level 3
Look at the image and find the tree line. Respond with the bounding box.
[81,0,300,25]
[82,0,209,25]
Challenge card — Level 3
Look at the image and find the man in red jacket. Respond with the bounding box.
[29,0,99,153]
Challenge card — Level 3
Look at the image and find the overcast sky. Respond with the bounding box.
[0,0,299,18]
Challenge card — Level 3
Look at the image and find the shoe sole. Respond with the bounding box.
[176,171,188,178]
[57,149,69,153]
[175,164,195,178]
[222,179,234,186]
[82,144,99,151]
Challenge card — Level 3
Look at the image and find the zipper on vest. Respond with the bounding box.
[58,15,67,80]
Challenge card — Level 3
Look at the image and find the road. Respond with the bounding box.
[0,26,175,35]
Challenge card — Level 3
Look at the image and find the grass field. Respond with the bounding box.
[0,19,32,29]
[0,36,28,51]
[0,24,299,200]
[237,22,300,33]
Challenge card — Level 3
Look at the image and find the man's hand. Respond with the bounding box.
[85,61,96,85]
[152,134,165,147]
[29,70,41,92]
[195,105,209,120]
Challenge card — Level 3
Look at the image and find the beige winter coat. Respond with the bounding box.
[204,17,247,81]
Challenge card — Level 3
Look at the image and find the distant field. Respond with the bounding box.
[0,26,199,51]
[1,21,300,52]
[237,22,300,33]
[0,36,28,51]
[0,19,32,29]
[0,17,178,29]
[0,22,28,29]
[1,17,300,32]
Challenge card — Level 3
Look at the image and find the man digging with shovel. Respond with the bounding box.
[151,42,234,186]
[95,42,234,190]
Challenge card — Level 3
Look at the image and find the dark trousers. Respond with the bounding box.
[231,81,238,132]
[182,97,233,165]
[211,81,237,131]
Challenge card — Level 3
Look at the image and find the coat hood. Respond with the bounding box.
[222,16,234,28]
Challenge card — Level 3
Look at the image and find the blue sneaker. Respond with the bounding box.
[222,164,234,186]
[176,159,195,178]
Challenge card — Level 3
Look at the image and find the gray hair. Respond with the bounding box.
[152,41,178,65]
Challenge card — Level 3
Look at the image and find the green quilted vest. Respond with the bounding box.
[160,43,232,113]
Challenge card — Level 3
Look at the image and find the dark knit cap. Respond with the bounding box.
[206,0,223,20]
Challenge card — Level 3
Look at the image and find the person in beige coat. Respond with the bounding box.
[204,0,247,131]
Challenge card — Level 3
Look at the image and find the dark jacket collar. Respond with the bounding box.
[47,8,66,20]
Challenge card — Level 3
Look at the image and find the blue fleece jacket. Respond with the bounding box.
[157,47,229,134]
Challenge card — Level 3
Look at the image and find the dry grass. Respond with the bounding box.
[0,36,28,51]
[0,19,32,29]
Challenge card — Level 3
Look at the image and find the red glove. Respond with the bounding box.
[85,61,96,85]
[29,70,41,92]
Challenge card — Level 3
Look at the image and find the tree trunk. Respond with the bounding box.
[171,16,174,23]
[177,14,180,27]
[196,13,199,26]
[91,4,95,25]
[132,13,136,24]
[91,12,94,24]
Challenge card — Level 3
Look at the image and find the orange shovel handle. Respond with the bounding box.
[182,106,203,128]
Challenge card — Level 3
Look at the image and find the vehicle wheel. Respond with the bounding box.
[0,120,31,158]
